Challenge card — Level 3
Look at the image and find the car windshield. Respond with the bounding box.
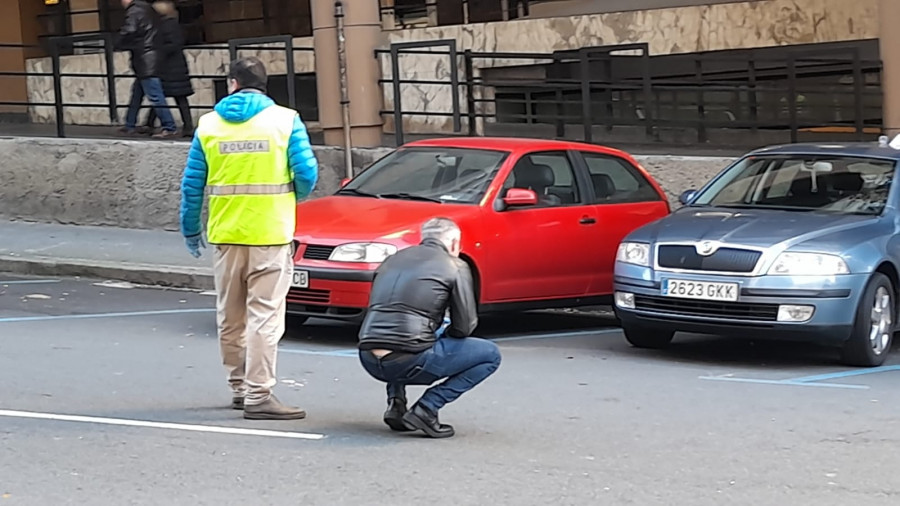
[691,154,896,216]
[339,147,509,204]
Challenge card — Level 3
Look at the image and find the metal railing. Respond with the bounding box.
[379,40,884,147]
[0,35,315,138]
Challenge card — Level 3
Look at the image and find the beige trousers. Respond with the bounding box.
[213,244,293,406]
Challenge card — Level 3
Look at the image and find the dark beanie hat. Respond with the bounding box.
[228,56,268,93]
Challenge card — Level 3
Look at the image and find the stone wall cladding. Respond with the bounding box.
[0,137,733,230]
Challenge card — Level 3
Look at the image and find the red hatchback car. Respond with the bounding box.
[287,137,670,324]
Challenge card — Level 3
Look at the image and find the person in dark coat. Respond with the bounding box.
[117,0,177,138]
[142,1,195,137]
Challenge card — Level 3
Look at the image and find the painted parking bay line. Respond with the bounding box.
[701,365,900,390]
[785,365,900,384]
[0,308,215,324]
[490,328,620,343]
[0,279,61,285]
[279,328,623,358]
[699,374,869,390]
[0,409,325,440]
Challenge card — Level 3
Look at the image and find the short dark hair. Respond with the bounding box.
[228,57,268,93]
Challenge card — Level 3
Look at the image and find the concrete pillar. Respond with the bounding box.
[312,0,384,148]
[880,0,900,136]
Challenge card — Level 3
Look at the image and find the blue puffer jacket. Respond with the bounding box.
[179,90,319,238]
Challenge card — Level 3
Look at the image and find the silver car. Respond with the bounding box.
[614,143,900,366]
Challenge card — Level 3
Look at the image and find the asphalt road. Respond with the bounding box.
[2,275,900,505]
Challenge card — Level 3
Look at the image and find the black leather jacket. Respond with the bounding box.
[117,0,159,79]
[358,239,479,353]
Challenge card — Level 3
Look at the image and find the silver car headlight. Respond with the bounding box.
[767,252,850,276]
[616,242,651,267]
[329,243,398,263]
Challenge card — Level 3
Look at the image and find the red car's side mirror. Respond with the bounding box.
[503,188,538,207]
[339,178,351,188]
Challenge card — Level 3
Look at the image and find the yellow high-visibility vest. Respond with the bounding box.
[197,105,297,246]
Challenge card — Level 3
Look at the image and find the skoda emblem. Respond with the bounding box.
[696,241,719,256]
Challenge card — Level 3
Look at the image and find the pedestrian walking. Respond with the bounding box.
[141,0,195,137]
[358,217,502,438]
[116,0,178,138]
[179,56,319,420]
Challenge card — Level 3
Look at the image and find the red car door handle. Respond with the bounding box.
[579,216,597,225]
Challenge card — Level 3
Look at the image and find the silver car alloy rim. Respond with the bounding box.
[869,286,893,355]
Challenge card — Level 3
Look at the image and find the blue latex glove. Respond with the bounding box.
[185,234,206,258]
[436,316,451,338]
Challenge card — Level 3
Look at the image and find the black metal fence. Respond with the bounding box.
[0,35,316,138]
[380,39,884,148]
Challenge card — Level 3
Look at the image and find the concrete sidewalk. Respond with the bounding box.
[0,220,213,289]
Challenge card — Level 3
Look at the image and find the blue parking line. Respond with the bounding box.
[786,365,900,384]
[699,375,869,390]
[278,328,620,358]
[490,328,619,343]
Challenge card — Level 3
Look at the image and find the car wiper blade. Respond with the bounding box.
[378,192,443,203]
[336,188,381,198]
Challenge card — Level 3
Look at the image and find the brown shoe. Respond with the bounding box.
[231,396,244,410]
[243,395,306,420]
[152,130,178,139]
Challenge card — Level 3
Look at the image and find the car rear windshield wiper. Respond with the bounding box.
[336,188,381,198]
[378,192,443,203]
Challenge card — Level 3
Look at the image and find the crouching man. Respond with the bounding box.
[357,217,502,438]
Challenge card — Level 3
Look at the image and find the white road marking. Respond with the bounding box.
[0,279,61,285]
[0,308,215,324]
[0,409,325,440]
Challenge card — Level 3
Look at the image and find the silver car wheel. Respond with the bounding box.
[869,286,893,356]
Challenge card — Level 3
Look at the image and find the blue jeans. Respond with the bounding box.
[125,78,176,132]
[359,337,502,413]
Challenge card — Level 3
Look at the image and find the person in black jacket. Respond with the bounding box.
[358,217,502,439]
[142,1,194,137]
[117,0,177,138]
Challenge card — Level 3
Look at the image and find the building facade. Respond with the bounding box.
[0,0,894,148]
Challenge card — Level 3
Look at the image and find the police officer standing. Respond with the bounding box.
[179,57,319,420]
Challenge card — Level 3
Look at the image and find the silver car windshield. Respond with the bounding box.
[340,147,509,204]
[692,155,896,215]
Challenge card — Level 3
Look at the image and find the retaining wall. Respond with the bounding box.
[0,137,734,231]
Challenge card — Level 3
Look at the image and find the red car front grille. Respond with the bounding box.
[287,288,331,305]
